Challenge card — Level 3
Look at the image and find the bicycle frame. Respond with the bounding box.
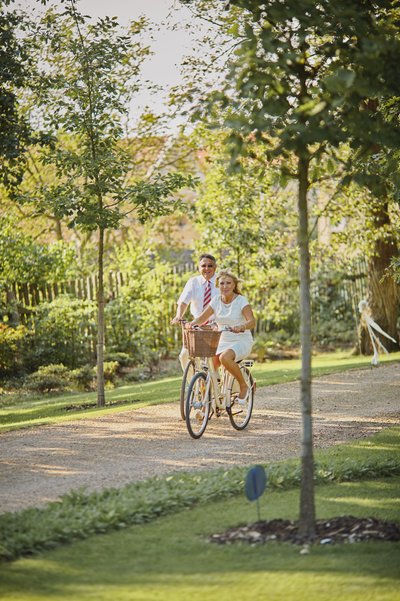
[183,324,255,438]
[203,358,232,414]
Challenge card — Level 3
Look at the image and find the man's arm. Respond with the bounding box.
[171,277,194,324]
[171,302,189,324]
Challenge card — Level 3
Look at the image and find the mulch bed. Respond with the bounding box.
[209,516,400,548]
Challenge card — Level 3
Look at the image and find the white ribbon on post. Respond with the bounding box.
[358,299,397,366]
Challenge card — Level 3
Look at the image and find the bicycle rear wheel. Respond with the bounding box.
[180,359,195,420]
[227,365,254,430]
[185,371,210,439]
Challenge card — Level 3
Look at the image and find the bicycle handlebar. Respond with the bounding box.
[184,324,240,333]
[176,319,243,334]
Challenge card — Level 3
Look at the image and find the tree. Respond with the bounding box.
[184,0,400,537]
[349,148,399,353]
[0,0,33,187]
[192,130,271,275]
[25,1,195,406]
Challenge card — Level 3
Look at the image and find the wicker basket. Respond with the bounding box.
[183,328,222,357]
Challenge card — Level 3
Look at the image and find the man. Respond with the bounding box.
[171,253,218,369]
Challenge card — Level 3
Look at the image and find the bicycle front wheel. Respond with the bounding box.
[185,371,210,439]
[227,365,254,430]
[180,359,195,420]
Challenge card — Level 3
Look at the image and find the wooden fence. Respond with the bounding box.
[6,263,196,308]
[3,260,367,337]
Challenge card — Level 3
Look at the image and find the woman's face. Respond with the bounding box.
[219,276,235,296]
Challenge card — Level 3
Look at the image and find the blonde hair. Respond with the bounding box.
[216,270,242,294]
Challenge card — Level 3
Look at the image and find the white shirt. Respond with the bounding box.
[178,275,217,318]
[209,294,253,359]
[209,294,250,329]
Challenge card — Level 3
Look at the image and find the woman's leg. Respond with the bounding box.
[219,349,248,398]
[213,355,221,370]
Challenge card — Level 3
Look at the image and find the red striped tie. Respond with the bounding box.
[203,280,211,311]
[203,281,212,324]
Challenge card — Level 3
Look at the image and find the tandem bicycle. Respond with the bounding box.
[183,325,256,439]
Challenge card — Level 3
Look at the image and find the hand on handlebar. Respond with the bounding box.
[184,322,201,330]
[228,325,245,333]
[171,317,186,325]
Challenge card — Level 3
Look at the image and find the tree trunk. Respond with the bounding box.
[97,226,105,407]
[5,287,20,326]
[297,153,316,539]
[359,196,399,354]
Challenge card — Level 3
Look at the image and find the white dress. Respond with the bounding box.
[209,294,253,361]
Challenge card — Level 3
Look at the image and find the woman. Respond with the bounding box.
[186,270,255,403]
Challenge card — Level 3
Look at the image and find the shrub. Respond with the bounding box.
[1,431,399,562]
[0,324,29,377]
[104,352,135,372]
[252,333,270,362]
[27,296,96,370]
[25,364,71,394]
[70,365,96,391]
[103,361,119,384]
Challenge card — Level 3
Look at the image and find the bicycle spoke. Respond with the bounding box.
[180,360,195,420]
[185,372,210,439]
[227,365,254,430]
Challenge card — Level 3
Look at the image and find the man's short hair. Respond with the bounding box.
[198,253,216,263]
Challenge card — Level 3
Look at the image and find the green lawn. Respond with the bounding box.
[0,428,399,600]
[0,477,398,601]
[1,350,399,433]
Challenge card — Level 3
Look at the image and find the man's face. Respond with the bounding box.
[199,258,216,281]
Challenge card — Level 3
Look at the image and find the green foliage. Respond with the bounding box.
[104,352,135,370]
[310,258,358,346]
[215,0,400,164]
[103,361,119,384]
[0,427,398,562]
[251,333,270,362]
[70,364,95,391]
[390,256,400,283]
[0,2,33,188]
[21,361,118,394]
[105,237,188,366]
[0,215,77,285]
[0,323,29,377]
[252,331,299,361]
[27,295,96,370]
[193,132,277,276]
[25,7,196,234]
[16,4,197,407]
[24,364,71,394]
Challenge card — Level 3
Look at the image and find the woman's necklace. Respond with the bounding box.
[222,293,236,305]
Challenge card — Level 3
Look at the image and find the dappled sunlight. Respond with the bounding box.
[29,463,84,476]
[262,409,300,418]
[1,543,399,601]
[317,415,398,425]
[1,362,398,513]
[313,381,363,389]
[319,496,398,511]
[346,443,400,452]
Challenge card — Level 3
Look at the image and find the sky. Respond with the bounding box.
[77,0,196,102]
[21,0,209,123]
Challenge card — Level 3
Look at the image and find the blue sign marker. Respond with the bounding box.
[245,465,267,521]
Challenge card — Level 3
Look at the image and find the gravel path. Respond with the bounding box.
[1,363,399,514]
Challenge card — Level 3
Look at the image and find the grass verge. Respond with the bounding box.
[0,480,399,600]
[1,350,399,433]
[1,426,399,563]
